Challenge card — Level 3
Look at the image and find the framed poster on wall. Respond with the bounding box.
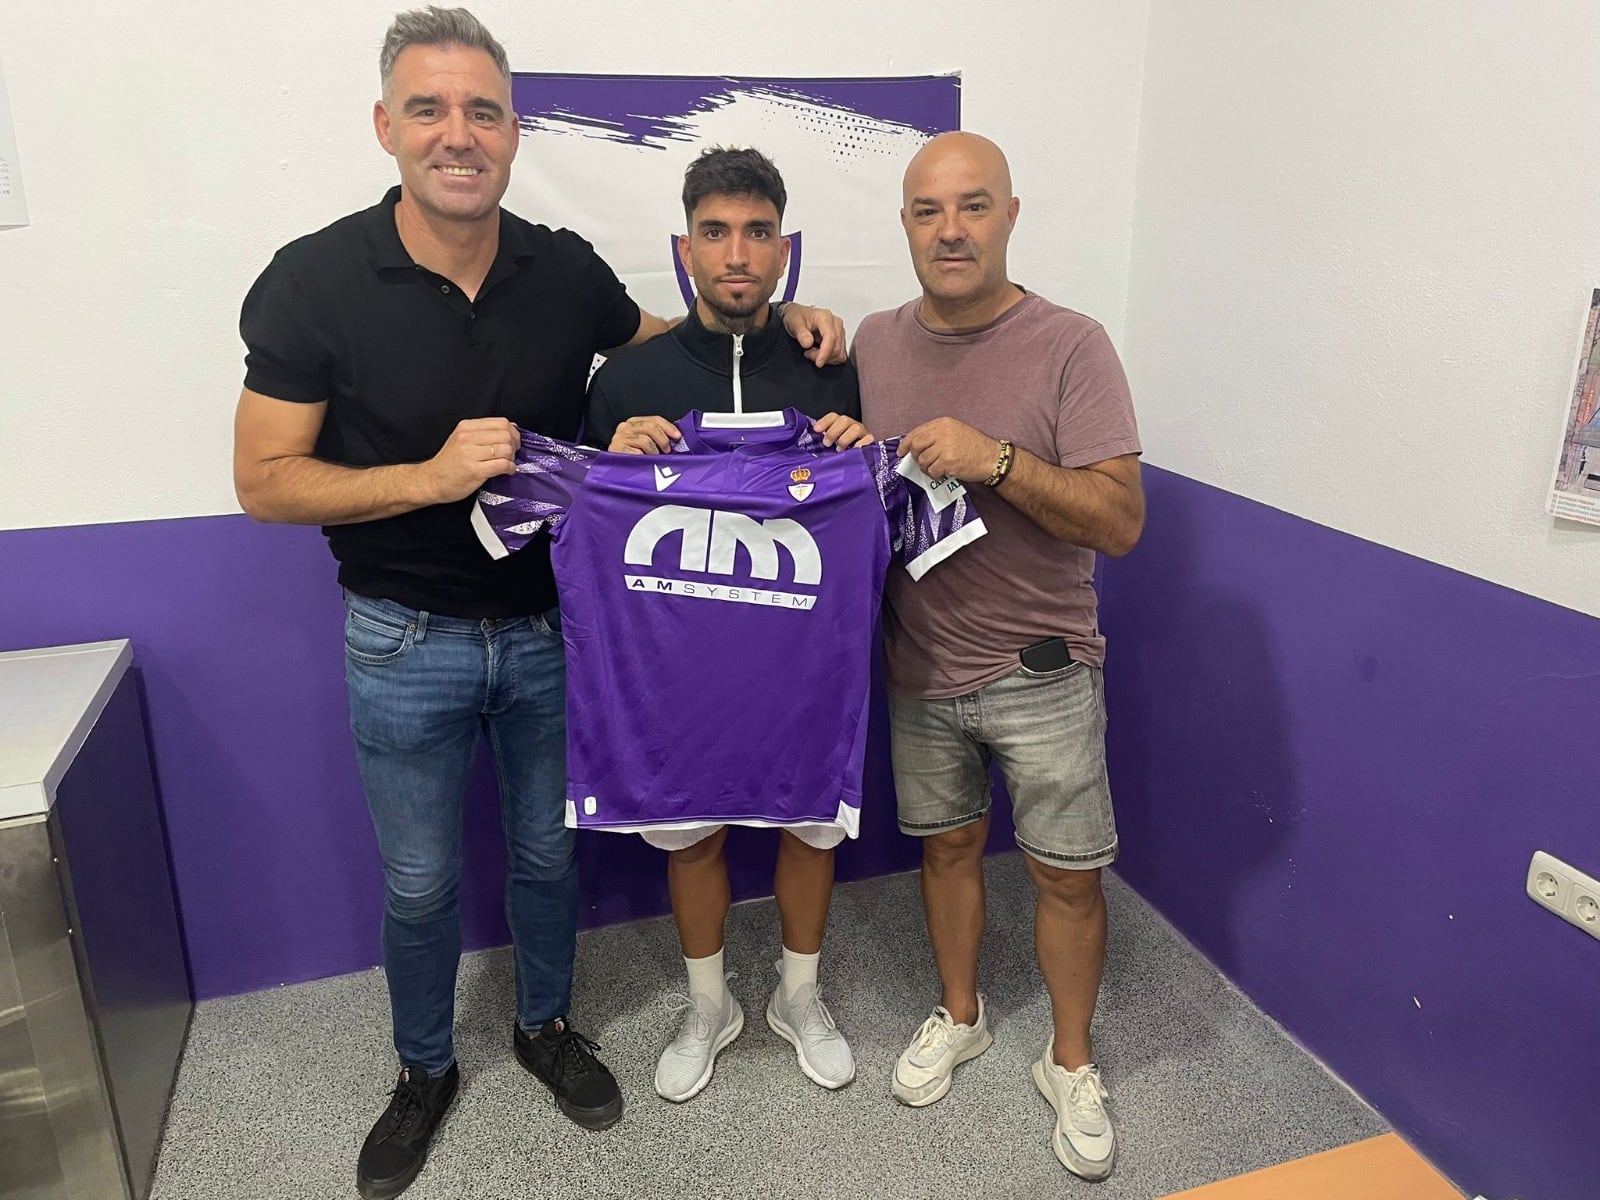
[1547,288,1600,526]
[0,61,30,228]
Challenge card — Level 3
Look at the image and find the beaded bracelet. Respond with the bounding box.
[985,439,1015,487]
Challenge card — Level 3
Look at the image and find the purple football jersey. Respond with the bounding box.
[472,409,986,837]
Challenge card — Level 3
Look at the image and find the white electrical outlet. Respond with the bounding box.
[1527,850,1600,943]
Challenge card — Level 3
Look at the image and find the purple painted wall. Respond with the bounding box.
[1100,466,1600,1200]
[0,515,1014,1001]
[9,469,1594,1196]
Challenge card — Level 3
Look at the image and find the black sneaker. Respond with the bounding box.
[514,1017,624,1130]
[356,1062,459,1200]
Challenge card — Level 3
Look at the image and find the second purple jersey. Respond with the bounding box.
[472,409,986,837]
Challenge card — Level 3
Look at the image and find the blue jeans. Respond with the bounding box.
[343,589,575,1074]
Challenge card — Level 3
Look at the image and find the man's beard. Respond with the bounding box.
[701,290,768,335]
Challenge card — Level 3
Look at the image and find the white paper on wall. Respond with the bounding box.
[0,61,29,229]
[506,74,960,340]
[1546,288,1600,526]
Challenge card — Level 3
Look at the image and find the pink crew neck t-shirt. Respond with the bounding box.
[855,292,1141,699]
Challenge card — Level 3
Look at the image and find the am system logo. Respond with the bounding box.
[623,504,822,610]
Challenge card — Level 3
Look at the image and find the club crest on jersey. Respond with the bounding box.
[788,467,814,502]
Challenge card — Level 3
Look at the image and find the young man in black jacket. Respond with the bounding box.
[585,148,872,1103]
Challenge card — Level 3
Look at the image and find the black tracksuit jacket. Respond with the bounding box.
[584,303,861,449]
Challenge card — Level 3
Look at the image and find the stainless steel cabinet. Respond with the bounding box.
[0,641,192,1200]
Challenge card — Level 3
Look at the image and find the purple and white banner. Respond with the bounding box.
[508,74,961,332]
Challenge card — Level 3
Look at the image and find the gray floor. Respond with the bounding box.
[150,855,1386,1200]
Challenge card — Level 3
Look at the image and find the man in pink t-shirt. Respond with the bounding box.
[854,132,1145,1182]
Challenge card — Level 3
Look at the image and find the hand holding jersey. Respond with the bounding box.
[606,415,683,455]
[896,415,1002,481]
[897,415,1143,552]
[419,417,522,502]
[810,412,875,449]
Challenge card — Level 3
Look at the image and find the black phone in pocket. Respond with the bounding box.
[1019,636,1073,673]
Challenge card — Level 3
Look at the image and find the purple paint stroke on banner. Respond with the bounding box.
[512,74,960,150]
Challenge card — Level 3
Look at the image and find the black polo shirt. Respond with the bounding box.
[240,187,640,617]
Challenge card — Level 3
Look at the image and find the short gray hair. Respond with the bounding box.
[379,7,510,98]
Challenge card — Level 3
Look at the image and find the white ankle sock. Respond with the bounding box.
[684,949,727,1005]
[780,946,820,1000]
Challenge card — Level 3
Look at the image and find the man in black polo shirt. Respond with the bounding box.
[233,9,844,1198]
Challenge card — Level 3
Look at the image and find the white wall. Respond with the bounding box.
[0,0,1150,532]
[1124,0,1600,618]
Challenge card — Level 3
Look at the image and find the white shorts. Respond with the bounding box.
[640,823,847,852]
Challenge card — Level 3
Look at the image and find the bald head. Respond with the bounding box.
[899,131,1021,324]
[902,131,1013,208]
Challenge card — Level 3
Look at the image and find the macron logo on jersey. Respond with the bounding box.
[622,504,822,610]
[653,464,682,492]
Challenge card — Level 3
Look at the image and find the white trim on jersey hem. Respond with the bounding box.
[905,517,988,582]
[471,502,511,561]
[561,797,861,838]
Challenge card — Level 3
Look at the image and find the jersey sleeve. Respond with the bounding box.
[471,433,599,560]
[873,440,989,581]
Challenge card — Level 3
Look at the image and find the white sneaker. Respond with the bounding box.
[1032,1040,1116,1181]
[653,988,744,1103]
[891,995,993,1107]
[766,971,856,1089]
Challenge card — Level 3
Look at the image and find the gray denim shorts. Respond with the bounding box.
[888,662,1117,869]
